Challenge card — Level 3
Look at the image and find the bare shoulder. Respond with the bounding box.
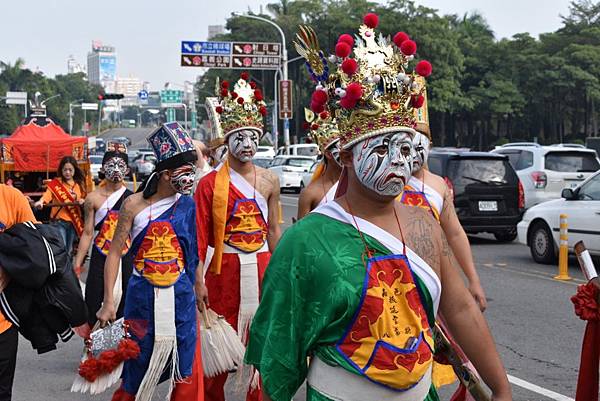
[424,170,447,195]
[255,166,279,198]
[256,166,278,184]
[398,203,443,275]
[121,193,146,216]
[299,179,321,204]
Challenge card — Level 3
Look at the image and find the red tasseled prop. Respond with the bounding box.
[335,42,351,58]
[338,34,354,47]
[363,13,379,29]
[416,60,433,77]
[401,40,417,56]
[341,59,359,76]
[393,32,410,47]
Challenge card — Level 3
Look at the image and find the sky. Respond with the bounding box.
[0,0,572,90]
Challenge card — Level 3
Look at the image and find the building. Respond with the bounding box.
[87,40,117,88]
[116,76,143,98]
[208,25,225,40]
[67,55,86,75]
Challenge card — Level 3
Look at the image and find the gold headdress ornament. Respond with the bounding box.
[213,72,267,138]
[304,107,340,151]
[295,13,433,149]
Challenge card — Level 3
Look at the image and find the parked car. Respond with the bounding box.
[492,143,600,209]
[112,136,132,146]
[252,157,273,168]
[276,144,319,159]
[428,150,524,242]
[268,156,315,193]
[518,170,600,264]
[301,161,320,188]
[94,138,106,154]
[131,152,157,179]
[89,154,104,183]
[256,146,275,159]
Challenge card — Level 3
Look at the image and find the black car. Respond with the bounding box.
[428,150,524,242]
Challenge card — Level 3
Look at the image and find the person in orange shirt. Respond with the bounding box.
[34,156,86,256]
[0,184,36,401]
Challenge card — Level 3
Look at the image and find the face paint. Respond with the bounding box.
[169,163,197,195]
[326,139,342,167]
[103,157,128,183]
[412,132,431,173]
[352,131,413,196]
[228,129,259,162]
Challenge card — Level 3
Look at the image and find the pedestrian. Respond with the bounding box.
[297,110,342,219]
[34,155,86,256]
[96,122,203,401]
[195,73,281,401]
[246,16,512,401]
[72,143,133,326]
[192,139,213,195]
[0,184,36,401]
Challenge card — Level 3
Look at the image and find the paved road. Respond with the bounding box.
[12,194,587,401]
[99,127,155,150]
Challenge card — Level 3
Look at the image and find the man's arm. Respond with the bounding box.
[96,196,135,325]
[297,185,314,220]
[266,171,281,251]
[439,185,487,311]
[73,196,96,276]
[438,233,512,401]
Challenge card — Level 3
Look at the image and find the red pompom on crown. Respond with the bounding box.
[311,123,320,130]
[240,72,250,81]
[220,88,229,97]
[230,91,238,99]
[335,42,352,58]
[254,90,264,101]
[341,58,358,76]
[393,32,410,48]
[259,106,267,116]
[415,60,432,77]
[311,90,328,105]
[400,40,417,56]
[302,121,311,130]
[338,34,354,47]
[345,82,363,100]
[221,81,229,89]
[249,81,257,89]
[319,111,330,120]
[363,13,379,29]
[411,95,425,108]
[237,97,245,105]
[340,96,358,110]
[215,106,224,114]
[311,102,325,113]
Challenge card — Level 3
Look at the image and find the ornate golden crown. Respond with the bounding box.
[304,108,340,151]
[295,13,432,149]
[213,72,267,138]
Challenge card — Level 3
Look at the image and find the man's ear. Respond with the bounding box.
[340,149,353,168]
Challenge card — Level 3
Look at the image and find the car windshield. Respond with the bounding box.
[448,158,516,191]
[296,147,318,157]
[253,158,272,168]
[544,151,600,172]
[578,174,600,200]
[89,156,103,164]
[288,158,314,168]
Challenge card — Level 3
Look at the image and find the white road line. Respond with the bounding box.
[508,374,574,401]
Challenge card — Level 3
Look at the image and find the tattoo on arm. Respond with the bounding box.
[404,207,438,269]
[441,186,455,219]
[83,198,95,232]
[110,197,134,252]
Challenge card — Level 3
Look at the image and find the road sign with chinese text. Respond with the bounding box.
[181,40,281,70]
[278,80,293,119]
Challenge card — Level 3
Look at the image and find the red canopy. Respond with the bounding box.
[1,117,87,171]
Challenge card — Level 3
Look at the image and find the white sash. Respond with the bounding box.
[408,176,444,215]
[94,186,127,227]
[131,194,180,241]
[318,181,339,207]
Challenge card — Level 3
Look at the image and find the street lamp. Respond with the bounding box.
[233,12,290,149]
[68,99,84,134]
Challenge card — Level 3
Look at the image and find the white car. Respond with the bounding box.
[89,154,103,182]
[276,144,319,159]
[255,146,275,159]
[492,143,600,209]
[517,170,600,264]
[301,161,320,188]
[268,156,315,193]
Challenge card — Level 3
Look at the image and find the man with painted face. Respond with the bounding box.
[401,121,487,312]
[96,122,204,401]
[196,73,281,401]
[246,17,511,401]
[73,142,133,326]
[297,108,343,219]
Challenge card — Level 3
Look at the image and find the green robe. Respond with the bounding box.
[245,210,440,401]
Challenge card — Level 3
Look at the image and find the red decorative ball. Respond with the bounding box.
[319,111,330,120]
[78,357,102,382]
[411,94,425,108]
[240,72,250,81]
[393,32,410,47]
[340,96,358,109]
[237,97,245,105]
[215,106,224,114]
[401,40,417,56]
[338,34,354,47]
[341,58,358,76]
[311,123,320,130]
[311,101,325,113]
[230,91,238,99]
[363,13,379,29]
[221,81,229,89]
[220,88,229,97]
[415,60,432,77]
[302,121,311,130]
[335,42,352,58]
[254,90,264,101]
[345,82,363,100]
[118,338,141,360]
[311,90,328,105]
[259,106,267,116]
[249,81,257,89]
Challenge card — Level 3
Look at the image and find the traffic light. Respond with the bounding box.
[98,93,124,100]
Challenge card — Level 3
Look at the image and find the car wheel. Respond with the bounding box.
[494,228,517,243]
[528,221,556,264]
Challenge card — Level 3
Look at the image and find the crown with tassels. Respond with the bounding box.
[295,13,433,149]
[303,108,340,151]
[213,72,267,138]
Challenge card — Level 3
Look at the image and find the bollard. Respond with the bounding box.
[278,201,284,224]
[554,214,572,281]
[132,173,138,192]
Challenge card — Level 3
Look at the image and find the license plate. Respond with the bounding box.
[478,201,498,212]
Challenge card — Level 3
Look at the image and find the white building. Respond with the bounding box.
[67,55,86,75]
[116,76,143,98]
[87,40,116,89]
[208,25,225,40]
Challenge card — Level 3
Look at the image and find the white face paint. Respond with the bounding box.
[412,132,431,173]
[102,157,128,183]
[228,129,259,162]
[325,139,342,167]
[352,131,413,196]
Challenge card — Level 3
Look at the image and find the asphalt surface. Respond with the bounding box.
[12,193,588,401]
[99,127,155,150]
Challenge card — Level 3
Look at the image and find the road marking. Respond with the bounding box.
[508,374,574,401]
[481,264,585,287]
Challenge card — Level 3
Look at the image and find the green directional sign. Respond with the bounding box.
[160,90,183,104]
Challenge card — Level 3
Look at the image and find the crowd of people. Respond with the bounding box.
[2,12,599,401]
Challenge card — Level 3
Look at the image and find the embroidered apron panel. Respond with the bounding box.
[336,254,434,391]
[400,187,440,222]
[134,220,184,287]
[224,198,268,253]
[94,210,131,256]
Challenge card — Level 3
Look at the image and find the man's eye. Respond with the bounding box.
[374,146,387,155]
